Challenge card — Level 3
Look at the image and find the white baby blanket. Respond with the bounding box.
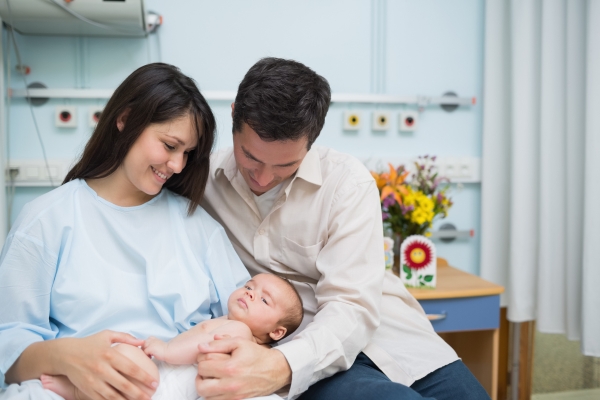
[0,362,284,400]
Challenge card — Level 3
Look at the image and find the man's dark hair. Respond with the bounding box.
[63,63,216,215]
[232,57,331,149]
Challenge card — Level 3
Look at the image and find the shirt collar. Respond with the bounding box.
[215,150,238,182]
[294,147,322,187]
[214,146,323,187]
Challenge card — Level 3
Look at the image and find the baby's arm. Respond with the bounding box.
[143,318,253,365]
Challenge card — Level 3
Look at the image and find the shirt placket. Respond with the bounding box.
[253,194,286,268]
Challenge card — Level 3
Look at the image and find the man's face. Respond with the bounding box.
[233,122,309,196]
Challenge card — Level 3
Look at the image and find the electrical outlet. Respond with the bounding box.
[399,111,419,132]
[343,111,361,131]
[89,106,103,128]
[372,112,391,131]
[56,106,77,128]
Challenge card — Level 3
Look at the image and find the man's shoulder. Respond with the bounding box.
[209,147,234,172]
[313,146,374,186]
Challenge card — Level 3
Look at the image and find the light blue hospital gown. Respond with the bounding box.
[0,179,250,393]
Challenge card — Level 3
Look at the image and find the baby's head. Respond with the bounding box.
[227,273,304,344]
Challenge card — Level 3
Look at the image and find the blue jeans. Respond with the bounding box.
[297,353,490,400]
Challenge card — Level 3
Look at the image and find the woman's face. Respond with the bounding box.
[120,114,198,197]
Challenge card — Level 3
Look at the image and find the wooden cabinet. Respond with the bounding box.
[406,258,504,400]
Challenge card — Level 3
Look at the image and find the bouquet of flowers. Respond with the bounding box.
[371,155,453,240]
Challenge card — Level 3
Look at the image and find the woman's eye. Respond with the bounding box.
[164,143,175,150]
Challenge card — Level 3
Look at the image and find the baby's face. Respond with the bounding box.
[227,274,291,340]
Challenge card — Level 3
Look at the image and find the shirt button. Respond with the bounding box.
[259,229,265,235]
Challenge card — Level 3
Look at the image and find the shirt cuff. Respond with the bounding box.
[274,339,317,399]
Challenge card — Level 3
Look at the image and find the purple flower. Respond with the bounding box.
[437,193,443,203]
[382,212,391,220]
[382,195,396,208]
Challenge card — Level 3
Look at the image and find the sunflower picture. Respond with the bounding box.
[400,235,437,288]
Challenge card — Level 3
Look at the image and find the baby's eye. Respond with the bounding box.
[245,286,252,290]
[261,298,268,305]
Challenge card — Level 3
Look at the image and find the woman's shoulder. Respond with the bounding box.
[164,190,226,235]
[11,179,85,233]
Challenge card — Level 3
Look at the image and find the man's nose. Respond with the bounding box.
[253,167,274,186]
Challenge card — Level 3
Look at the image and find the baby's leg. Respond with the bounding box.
[41,344,159,400]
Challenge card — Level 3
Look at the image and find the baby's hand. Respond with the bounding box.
[143,336,167,360]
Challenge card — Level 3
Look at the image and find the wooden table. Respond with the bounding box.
[405,258,504,400]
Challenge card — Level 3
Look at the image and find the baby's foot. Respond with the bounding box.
[41,374,78,400]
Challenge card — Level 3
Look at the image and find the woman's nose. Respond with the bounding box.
[168,153,186,174]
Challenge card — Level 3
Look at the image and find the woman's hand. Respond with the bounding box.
[57,330,158,400]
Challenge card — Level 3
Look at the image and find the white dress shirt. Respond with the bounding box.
[202,146,458,399]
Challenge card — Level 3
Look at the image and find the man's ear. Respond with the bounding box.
[116,109,130,132]
[231,102,235,118]
[269,326,287,342]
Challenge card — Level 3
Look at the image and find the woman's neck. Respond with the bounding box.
[86,168,155,207]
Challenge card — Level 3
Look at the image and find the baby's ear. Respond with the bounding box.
[269,326,287,342]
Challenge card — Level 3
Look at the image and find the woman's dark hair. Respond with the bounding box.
[63,63,215,215]
[232,57,331,149]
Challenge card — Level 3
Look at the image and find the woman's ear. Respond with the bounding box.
[116,109,130,132]
[231,102,235,118]
[269,326,287,342]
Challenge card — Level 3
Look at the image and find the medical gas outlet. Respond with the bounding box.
[56,106,77,128]
[399,111,419,132]
[372,112,391,131]
[343,111,362,131]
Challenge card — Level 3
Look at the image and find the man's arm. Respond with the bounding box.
[197,177,385,399]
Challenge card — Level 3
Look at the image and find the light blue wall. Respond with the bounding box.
[3,0,485,274]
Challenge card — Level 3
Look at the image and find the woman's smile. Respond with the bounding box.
[151,166,168,181]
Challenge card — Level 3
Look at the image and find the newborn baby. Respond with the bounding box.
[41,273,304,400]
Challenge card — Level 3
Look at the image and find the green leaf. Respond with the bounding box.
[424,275,434,282]
[402,264,411,274]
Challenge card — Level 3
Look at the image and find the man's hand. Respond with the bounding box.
[195,335,292,400]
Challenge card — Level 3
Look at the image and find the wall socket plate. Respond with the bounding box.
[372,111,391,131]
[343,111,361,130]
[89,106,103,128]
[56,106,77,128]
[399,110,419,132]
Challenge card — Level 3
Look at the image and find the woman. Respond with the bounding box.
[0,63,250,400]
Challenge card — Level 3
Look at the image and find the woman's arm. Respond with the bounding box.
[0,234,157,400]
[6,331,157,400]
[144,319,253,365]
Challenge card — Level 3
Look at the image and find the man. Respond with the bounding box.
[199,57,489,400]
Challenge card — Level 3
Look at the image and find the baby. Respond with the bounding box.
[41,273,304,400]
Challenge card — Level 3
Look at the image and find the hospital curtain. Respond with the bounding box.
[480,0,600,356]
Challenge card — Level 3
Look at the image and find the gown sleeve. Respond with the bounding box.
[0,232,60,387]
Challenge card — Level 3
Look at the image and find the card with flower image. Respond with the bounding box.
[400,235,436,288]
[383,236,394,270]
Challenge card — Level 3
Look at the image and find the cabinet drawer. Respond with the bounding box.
[419,295,500,333]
